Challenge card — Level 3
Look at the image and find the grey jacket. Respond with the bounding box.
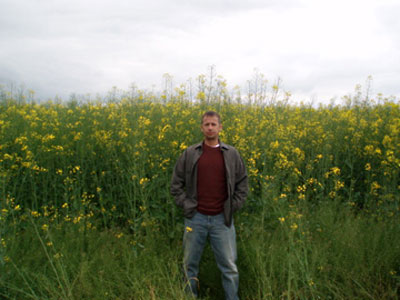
[170,141,248,227]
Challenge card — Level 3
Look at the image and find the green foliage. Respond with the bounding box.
[0,88,400,299]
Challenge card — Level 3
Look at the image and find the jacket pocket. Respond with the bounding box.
[175,192,186,208]
[183,198,197,218]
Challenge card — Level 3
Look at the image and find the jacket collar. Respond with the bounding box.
[194,140,229,151]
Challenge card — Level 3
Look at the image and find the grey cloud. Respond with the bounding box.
[1,0,296,37]
[1,0,399,102]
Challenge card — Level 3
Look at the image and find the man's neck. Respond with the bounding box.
[204,138,219,147]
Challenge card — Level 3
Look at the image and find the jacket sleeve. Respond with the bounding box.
[232,152,248,212]
[170,150,187,208]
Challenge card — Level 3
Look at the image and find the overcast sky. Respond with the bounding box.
[1,0,399,104]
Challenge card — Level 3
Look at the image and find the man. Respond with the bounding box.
[171,111,248,300]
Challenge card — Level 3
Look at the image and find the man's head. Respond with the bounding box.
[200,111,222,145]
[201,111,221,125]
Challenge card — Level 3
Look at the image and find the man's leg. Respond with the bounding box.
[209,214,239,300]
[183,213,208,297]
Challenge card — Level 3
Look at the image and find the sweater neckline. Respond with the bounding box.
[204,142,220,149]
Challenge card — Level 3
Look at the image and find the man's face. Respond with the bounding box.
[201,115,222,140]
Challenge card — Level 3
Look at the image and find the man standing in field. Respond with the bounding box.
[171,111,248,300]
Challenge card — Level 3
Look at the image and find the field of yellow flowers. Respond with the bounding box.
[1,89,400,299]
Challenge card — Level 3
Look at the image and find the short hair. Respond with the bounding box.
[201,111,221,124]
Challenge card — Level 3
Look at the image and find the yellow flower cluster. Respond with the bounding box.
[0,95,399,232]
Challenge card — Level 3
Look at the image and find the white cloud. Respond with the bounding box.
[0,0,399,103]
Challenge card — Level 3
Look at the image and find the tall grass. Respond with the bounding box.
[0,87,399,299]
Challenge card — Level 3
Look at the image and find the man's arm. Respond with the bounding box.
[170,150,187,208]
[232,153,248,212]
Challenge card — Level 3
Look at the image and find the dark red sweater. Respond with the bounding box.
[197,143,227,215]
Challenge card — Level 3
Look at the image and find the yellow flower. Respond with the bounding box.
[371,181,381,190]
[118,131,128,139]
[297,185,306,193]
[270,140,279,149]
[31,211,40,217]
[265,175,275,181]
[21,161,32,168]
[179,142,187,151]
[74,132,82,141]
[307,178,316,185]
[42,134,55,142]
[162,124,171,132]
[3,153,13,160]
[371,181,381,195]
[52,145,64,151]
[298,193,305,200]
[364,145,374,155]
[293,168,302,176]
[290,223,298,230]
[41,224,49,231]
[139,178,149,185]
[365,163,371,171]
[331,167,341,176]
[196,91,206,100]
[278,217,285,223]
[334,180,345,190]
[186,226,193,232]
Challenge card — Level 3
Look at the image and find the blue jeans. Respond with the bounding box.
[183,212,239,300]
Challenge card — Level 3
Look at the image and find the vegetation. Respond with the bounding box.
[0,79,399,299]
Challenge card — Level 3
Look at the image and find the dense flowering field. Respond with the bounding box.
[1,97,399,226]
[1,94,400,299]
